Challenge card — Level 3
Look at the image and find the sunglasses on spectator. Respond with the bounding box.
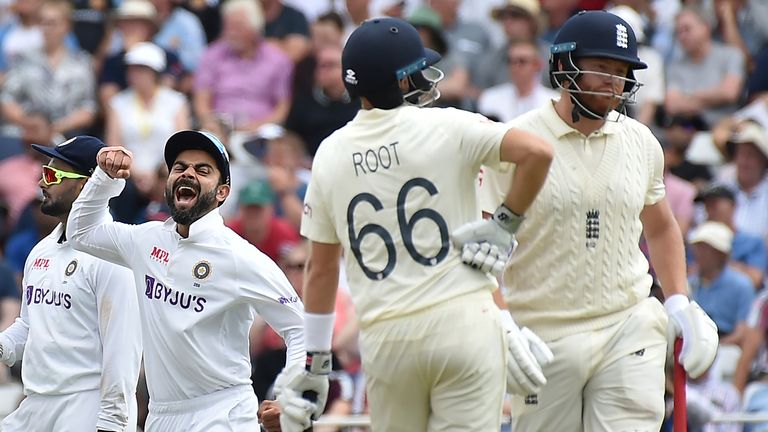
[42,165,89,186]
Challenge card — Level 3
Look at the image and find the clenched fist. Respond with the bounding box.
[97,146,133,179]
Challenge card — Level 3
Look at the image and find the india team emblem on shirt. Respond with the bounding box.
[193,261,212,280]
[65,259,78,276]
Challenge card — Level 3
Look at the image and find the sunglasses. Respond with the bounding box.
[42,165,89,186]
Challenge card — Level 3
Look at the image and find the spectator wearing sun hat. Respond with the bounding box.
[105,41,190,201]
[689,221,755,345]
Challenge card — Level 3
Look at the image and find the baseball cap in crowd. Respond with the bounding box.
[115,0,157,22]
[125,42,166,73]
[728,121,768,160]
[689,221,733,254]
[491,0,540,20]
[31,136,106,176]
[164,130,231,185]
[408,6,448,55]
[694,183,736,203]
[238,179,274,206]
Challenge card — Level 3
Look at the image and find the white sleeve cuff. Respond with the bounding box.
[304,312,335,352]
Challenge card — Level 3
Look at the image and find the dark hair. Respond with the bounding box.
[316,12,344,33]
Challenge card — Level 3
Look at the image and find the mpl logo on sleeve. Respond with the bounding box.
[32,258,50,270]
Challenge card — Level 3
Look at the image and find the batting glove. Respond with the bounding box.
[664,295,719,379]
[274,352,331,432]
[451,205,524,276]
[500,310,553,396]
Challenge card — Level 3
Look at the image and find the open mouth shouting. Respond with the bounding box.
[174,181,200,207]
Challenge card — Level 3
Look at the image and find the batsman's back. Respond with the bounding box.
[301,105,510,327]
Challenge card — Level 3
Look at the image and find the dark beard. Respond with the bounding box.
[165,179,218,226]
[40,196,70,218]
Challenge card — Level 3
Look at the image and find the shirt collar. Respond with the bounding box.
[541,100,619,139]
[164,208,224,240]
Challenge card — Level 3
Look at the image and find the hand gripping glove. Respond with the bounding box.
[664,295,719,379]
[274,352,331,432]
[500,310,553,395]
[451,205,524,276]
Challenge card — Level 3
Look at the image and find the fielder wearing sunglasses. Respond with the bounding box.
[41,164,89,186]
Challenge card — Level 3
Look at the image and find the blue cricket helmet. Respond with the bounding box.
[550,10,646,71]
[342,17,442,109]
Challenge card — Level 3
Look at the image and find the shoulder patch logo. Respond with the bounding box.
[65,259,78,276]
[616,24,628,49]
[193,261,212,280]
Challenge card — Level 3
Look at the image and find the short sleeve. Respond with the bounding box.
[644,129,665,206]
[300,162,339,244]
[453,110,509,170]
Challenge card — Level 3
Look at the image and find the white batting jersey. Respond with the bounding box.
[301,105,509,327]
[479,102,665,341]
[0,223,141,431]
[67,168,305,403]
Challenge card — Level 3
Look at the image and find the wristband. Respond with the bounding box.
[664,294,690,315]
[304,312,335,352]
[493,204,525,234]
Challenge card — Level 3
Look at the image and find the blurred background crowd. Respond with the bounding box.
[1,0,768,430]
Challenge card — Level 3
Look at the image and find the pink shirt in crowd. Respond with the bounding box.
[194,40,293,127]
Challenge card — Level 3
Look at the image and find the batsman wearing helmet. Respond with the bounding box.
[273,16,554,432]
[478,10,720,431]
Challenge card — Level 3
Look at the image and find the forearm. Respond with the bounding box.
[503,148,552,216]
[240,101,290,132]
[694,81,742,107]
[732,328,762,392]
[729,261,763,288]
[279,193,303,231]
[0,316,29,366]
[52,108,95,134]
[645,219,688,298]
[0,299,20,331]
[1,101,26,126]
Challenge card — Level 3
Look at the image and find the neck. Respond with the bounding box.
[177,224,189,238]
[700,265,723,282]
[738,175,763,192]
[45,43,65,57]
[690,41,711,62]
[137,85,157,102]
[554,95,606,136]
[323,84,346,100]
[263,1,282,21]
[515,80,536,97]
[350,10,368,25]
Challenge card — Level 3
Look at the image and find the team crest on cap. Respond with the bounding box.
[65,259,78,276]
[193,261,212,280]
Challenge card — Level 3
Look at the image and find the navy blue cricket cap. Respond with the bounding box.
[164,130,231,185]
[342,17,441,100]
[31,136,106,175]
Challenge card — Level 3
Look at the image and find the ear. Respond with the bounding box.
[217,184,231,204]
[398,77,410,92]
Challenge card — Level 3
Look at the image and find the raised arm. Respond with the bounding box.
[66,147,137,268]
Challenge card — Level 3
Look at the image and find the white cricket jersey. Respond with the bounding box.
[67,168,305,403]
[0,223,141,431]
[478,101,666,341]
[301,105,509,327]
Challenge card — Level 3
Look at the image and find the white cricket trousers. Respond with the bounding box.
[359,290,506,432]
[511,297,668,432]
[0,388,137,432]
[145,384,258,432]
